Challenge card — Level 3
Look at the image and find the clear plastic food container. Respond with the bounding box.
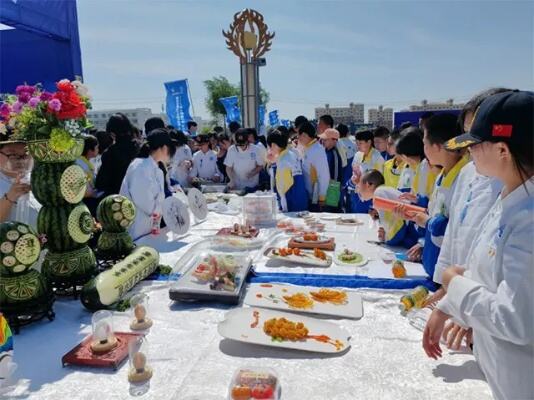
[242,192,277,228]
[227,366,280,400]
[169,242,252,304]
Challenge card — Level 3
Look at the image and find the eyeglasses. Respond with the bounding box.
[0,151,29,161]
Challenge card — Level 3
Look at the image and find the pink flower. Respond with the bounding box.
[15,85,36,96]
[28,97,41,108]
[0,103,10,118]
[47,98,62,112]
[15,85,36,103]
[40,91,53,101]
[12,101,23,113]
[18,92,31,103]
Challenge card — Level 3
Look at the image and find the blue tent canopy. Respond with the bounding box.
[0,0,83,93]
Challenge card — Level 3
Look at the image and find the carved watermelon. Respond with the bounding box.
[41,245,97,284]
[0,222,41,275]
[37,205,94,252]
[96,195,136,233]
[31,162,87,207]
[97,231,135,257]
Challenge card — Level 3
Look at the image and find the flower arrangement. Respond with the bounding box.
[0,79,92,152]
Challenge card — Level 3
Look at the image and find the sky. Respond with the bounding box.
[77,0,534,121]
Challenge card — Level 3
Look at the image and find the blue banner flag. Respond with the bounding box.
[280,119,290,128]
[219,96,241,124]
[268,110,279,126]
[164,80,192,131]
[258,104,266,127]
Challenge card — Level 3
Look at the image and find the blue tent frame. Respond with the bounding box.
[0,0,83,93]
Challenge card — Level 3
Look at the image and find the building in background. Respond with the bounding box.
[394,99,464,129]
[368,105,393,130]
[314,103,364,125]
[407,99,464,112]
[87,108,168,132]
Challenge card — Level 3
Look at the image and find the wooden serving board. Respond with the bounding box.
[288,237,335,251]
[62,332,142,370]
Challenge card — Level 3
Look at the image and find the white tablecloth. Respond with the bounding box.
[4,212,492,399]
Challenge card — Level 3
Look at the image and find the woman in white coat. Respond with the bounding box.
[422,90,534,400]
[120,129,176,240]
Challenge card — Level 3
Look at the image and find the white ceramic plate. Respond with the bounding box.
[333,249,369,267]
[207,202,240,215]
[187,188,208,220]
[293,235,331,245]
[319,214,340,221]
[244,283,363,319]
[336,217,363,226]
[263,247,331,267]
[218,307,351,353]
[162,196,190,235]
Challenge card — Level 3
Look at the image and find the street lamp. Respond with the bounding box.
[223,9,275,131]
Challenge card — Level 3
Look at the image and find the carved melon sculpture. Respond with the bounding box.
[96,195,136,258]
[0,222,51,312]
[30,144,97,287]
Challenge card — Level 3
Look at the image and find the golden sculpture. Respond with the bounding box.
[223,9,275,63]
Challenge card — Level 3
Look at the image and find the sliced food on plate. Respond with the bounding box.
[264,247,331,267]
[244,283,364,319]
[334,248,368,267]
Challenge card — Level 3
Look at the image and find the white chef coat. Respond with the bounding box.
[119,156,164,240]
[189,149,220,181]
[300,139,330,203]
[169,145,193,187]
[0,170,40,228]
[437,179,534,400]
[224,144,263,190]
[433,162,502,284]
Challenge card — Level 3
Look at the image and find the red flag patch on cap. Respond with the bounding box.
[492,124,513,137]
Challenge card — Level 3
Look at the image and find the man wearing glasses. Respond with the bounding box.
[0,136,40,225]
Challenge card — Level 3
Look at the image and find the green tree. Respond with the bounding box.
[204,76,239,119]
[204,75,270,120]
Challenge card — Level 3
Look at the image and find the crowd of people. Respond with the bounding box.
[0,88,532,400]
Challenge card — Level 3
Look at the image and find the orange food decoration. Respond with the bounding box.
[263,317,309,341]
[231,385,252,400]
[313,248,326,260]
[303,232,318,241]
[392,260,407,278]
[310,288,348,305]
[282,292,314,309]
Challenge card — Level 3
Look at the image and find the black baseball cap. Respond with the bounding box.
[445,90,534,150]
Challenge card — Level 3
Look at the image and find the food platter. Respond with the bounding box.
[244,283,363,319]
[292,232,331,245]
[169,251,252,304]
[263,247,331,267]
[218,307,351,354]
[333,248,368,267]
[336,217,363,226]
